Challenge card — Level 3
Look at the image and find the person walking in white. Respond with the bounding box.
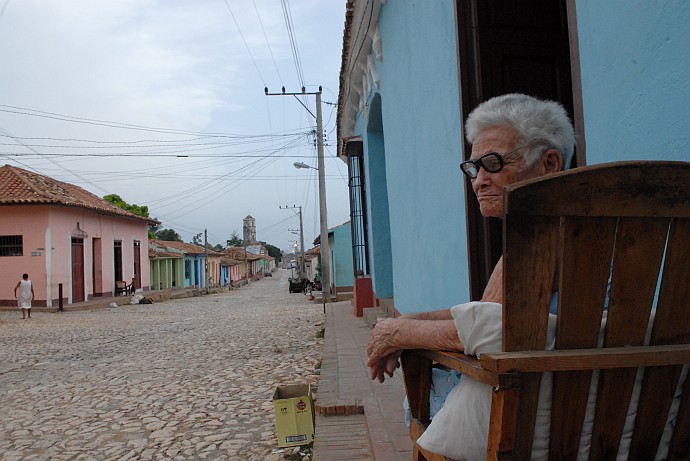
[14,273,35,319]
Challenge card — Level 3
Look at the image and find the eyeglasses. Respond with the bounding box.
[459,143,535,179]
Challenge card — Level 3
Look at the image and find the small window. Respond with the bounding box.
[0,235,23,257]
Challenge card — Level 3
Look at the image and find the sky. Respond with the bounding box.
[0,0,350,253]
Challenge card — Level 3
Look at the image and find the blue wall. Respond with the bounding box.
[364,0,469,312]
[329,221,355,289]
[577,0,690,164]
[361,94,394,299]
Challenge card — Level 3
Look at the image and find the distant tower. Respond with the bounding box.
[243,215,256,245]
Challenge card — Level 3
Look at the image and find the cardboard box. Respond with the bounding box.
[273,384,315,447]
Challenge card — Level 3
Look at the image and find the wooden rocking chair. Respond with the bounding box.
[114,280,128,296]
[402,161,690,460]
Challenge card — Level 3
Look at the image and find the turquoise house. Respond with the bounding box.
[337,0,690,315]
[328,221,355,295]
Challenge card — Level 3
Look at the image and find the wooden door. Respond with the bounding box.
[456,0,579,299]
[71,238,85,302]
[133,240,141,290]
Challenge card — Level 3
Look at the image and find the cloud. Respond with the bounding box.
[0,0,351,246]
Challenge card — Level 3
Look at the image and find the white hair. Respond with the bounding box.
[465,93,575,169]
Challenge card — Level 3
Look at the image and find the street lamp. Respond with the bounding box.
[293,154,330,308]
[293,161,313,170]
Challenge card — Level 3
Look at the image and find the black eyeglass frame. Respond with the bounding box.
[459,141,544,179]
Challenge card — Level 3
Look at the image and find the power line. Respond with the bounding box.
[0,104,314,139]
[0,124,110,196]
[253,0,283,84]
[280,0,305,87]
[222,0,266,85]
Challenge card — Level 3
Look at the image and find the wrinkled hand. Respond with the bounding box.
[368,351,401,383]
[367,318,403,383]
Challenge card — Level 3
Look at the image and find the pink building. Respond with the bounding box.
[0,165,154,307]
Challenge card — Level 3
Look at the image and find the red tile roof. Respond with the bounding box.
[0,164,155,224]
[150,239,206,255]
[337,1,355,157]
[224,247,262,261]
[148,246,183,259]
[221,257,243,266]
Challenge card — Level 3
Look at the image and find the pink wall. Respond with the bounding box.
[0,206,49,305]
[0,205,150,307]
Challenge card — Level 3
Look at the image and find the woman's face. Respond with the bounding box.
[469,126,545,218]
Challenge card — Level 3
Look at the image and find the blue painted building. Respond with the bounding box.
[576,1,690,165]
[328,221,355,294]
[337,0,690,315]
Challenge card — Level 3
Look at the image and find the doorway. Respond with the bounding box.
[456,0,580,299]
[71,238,85,303]
[114,240,123,283]
[92,237,102,296]
[133,240,141,291]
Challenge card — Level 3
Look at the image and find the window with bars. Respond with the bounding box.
[0,235,23,257]
[347,141,369,276]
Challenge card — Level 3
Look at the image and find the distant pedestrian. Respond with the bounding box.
[14,273,35,319]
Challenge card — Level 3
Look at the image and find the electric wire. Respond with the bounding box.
[222,0,266,85]
[253,0,283,84]
[0,124,110,195]
[280,0,305,87]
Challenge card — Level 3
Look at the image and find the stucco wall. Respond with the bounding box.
[371,0,469,312]
[577,0,690,164]
[329,222,354,289]
[359,106,394,299]
[47,207,150,302]
[0,206,50,304]
[0,205,150,306]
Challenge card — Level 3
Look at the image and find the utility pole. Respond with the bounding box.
[244,243,250,286]
[267,86,330,308]
[204,229,209,294]
[281,205,306,279]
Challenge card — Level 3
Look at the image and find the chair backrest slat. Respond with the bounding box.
[630,218,690,458]
[588,217,669,459]
[547,216,617,458]
[503,215,560,458]
[668,376,690,460]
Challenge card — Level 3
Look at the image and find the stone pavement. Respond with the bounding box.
[0,271,324,461]
[0,273,413,460]
[312,301,411,460]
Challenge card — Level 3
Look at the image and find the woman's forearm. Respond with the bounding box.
[393,319,464,352]
[399,309,453,321]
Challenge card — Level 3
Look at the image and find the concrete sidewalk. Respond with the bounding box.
[313,301,412,460]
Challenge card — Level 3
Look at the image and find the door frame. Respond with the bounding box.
[454,0,585,299]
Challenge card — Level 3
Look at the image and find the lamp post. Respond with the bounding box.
[281,204,306,280]
[293,159,330,307]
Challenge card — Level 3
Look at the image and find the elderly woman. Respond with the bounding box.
[367,93,576,383]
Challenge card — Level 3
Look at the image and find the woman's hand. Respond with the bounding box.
[367,318,401,359]
[367,318,403,382]
[368,350,402,383]
[366,314,464,383]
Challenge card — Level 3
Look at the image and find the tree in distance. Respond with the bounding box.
[227,231,243,247]
[155,229,183,242]
[104,193,157,238]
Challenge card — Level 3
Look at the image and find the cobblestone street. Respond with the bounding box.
[0,270,324,461]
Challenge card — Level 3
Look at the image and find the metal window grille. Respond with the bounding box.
[347,142,369,276]
[0,235,23,257]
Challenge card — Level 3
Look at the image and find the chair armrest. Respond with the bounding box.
[407,349,518,388]
[481,344,690,373]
